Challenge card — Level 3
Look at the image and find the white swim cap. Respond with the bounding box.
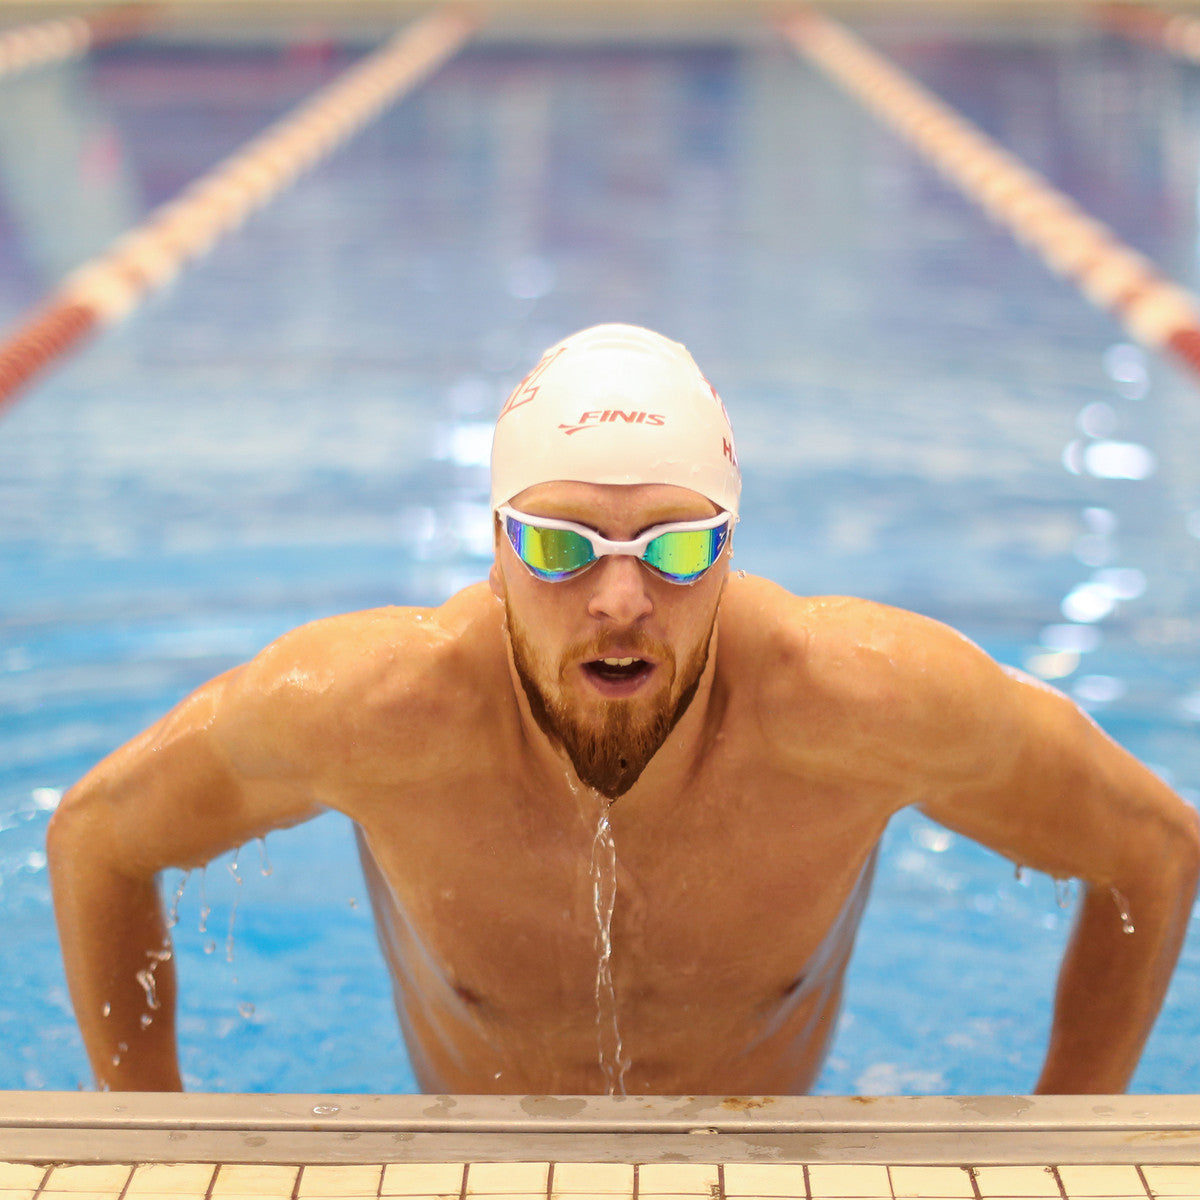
[491,323,741,516]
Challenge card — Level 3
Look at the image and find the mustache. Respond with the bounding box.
[562,632,673,666]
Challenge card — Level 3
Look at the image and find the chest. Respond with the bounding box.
[356,755,888,1012]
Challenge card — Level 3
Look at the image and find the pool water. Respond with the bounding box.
[1,15,1198,1094]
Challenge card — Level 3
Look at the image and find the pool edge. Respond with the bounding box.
[0,1093,1197,1164]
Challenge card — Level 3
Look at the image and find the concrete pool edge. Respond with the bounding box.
[0,1093,1197,1165]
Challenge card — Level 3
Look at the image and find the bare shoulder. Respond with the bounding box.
[215,583,508,789]
[717,575,1022,794]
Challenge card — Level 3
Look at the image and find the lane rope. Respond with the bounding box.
[776,6,1200,384]
[0,5,481,414]
[0,4,155,81]
[1098,3,1200,65]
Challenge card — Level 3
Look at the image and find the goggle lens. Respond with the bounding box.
[643,527,727,580]
[508,522,593,579]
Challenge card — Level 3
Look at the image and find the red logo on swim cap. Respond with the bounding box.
[558,410,667,435]
[497,346,567,420]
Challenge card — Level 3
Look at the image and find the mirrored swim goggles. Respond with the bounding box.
[498,505,733,585]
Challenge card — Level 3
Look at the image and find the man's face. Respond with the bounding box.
[489,482,731,799]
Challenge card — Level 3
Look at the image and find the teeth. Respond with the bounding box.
[601,657,637,667]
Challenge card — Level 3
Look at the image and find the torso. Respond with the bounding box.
[320,578,907,1094]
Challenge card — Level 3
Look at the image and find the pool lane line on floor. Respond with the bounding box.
[0,4,481,417]
[776,7,1200,387]
[0,1093,1197,1168]
[1098,3,1200,66]
[0,4,156,82]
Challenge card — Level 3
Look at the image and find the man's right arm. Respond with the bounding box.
[47,657,326,1091]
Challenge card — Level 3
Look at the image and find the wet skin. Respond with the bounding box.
[49,484,1200,1094]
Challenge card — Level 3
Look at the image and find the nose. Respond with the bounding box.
[585,554,654,625]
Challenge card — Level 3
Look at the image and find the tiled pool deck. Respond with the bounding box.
[0,1095,1197,1198]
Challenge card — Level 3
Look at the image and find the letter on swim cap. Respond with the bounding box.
[490,323,741,516]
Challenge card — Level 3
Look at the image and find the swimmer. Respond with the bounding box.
[49,324,1200,1094]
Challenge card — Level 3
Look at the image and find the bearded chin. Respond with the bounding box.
[507,610,711,800]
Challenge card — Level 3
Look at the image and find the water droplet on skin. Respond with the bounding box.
[311,1103,340,1116]
[111,1054,121,1067]
[101,1003,111,1018]
[139,1014,153,1029]
[1109,886,1136,934]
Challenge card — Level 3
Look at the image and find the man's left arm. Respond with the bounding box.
[916,651,1200,1094]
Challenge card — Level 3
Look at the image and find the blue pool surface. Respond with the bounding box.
[1,14,1198,1094]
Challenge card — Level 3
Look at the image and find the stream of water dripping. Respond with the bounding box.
[589,808,628,1095]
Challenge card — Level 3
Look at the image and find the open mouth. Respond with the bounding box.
[582,657,654,687]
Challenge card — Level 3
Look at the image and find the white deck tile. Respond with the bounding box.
[552,1162,636,1194]
[808,1164,892,1198]
[466,1161,551,1193]
[0,1189,39,1200]
[1140,1165,1200,1196]
[41,1163,136,1192]
[974,1166,1060,1198]
[889,1166,975,1198]
[723,1161,808,1196]
[211,1163,302,1197]
[126,1162,219,1194]
[1058,1166,1147,1197]
[0,1164,46,1190]
[636,1162,720,1194]
[382,1161,468,1195]
[298,1163,387,1197]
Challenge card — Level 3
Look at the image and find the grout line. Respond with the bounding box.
[1135,1163,1154,1198]
[1050,1165,1069,1200]
[461,1159,470,1200]
[967,1164,983,1200]
[717,1160,726,1200]
[547,1159,555,1200]
[633,1161,640,1200]
[802,1161,812,1200]
[29,1162,51,1198]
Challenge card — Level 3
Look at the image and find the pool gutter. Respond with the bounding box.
[0,1093,1197,1165]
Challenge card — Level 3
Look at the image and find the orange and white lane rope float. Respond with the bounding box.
[0,6,480,412]
[0,4,154,81]
[1098,3,1200,65]
[778,7,1200,384]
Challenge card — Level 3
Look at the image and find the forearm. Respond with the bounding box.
[48,812,184,1091]
[1036,858,1198,1094]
